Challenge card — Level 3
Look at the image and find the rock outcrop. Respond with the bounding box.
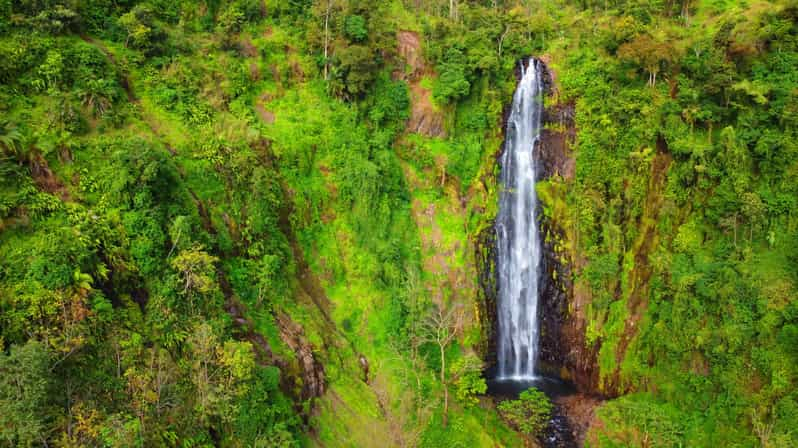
[276,312,326,400]
[534,59,602,395]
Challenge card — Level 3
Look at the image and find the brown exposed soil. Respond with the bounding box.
[397,31,424,77]
[276,312,326,400]
[555,394,602,446]
[249,62,260,81]
[238,38,258,57]
[407,82,447,137]
[396,30,447,138]
[255,93,276,124]
[30,153,70,200]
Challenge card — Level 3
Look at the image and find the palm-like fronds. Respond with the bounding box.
[77,78,117,117]
[0,119,22,154]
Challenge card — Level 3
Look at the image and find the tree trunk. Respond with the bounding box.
[323,0,331,80]
[440,344,448,427]
[498,26,511,58]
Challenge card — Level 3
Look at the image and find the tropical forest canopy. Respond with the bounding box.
[0,0,796,447]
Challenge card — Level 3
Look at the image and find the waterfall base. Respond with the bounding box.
[486,374,574,400]
[487,374,578,448]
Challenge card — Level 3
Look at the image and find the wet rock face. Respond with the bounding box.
[478,58,601,395]
[537,212,601,394]
[475,225,499,368]
[543,408,578,448]
[535,89,575,378]
[538,103,576,181]
[535,62,602,395]
[536,224,572,374]
[276,312,326,401]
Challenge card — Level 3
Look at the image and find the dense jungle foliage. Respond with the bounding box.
[0,0,796,447]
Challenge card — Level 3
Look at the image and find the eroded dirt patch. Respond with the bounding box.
[396,30,446,138]
[556,394,602,447]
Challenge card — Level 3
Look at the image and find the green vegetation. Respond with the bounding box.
[497,388,554,436]
[537,1,798,446]
[0,0,796,447]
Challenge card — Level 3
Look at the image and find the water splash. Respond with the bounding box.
[496,59,543,380]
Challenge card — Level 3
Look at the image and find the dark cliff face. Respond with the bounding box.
[478,58,601,394]
[475,226,498,368]
[535,60,601,395]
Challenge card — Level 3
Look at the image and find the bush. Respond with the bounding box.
[433,47,471,104]
[344,15,368,42]
[333,44,379,98]
[497,388,553,436]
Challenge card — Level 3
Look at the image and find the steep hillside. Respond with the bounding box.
[0,1,796,447]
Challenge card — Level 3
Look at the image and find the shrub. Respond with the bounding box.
[497,388,553,436]
[433,47,471,104]
[344,15,368,42]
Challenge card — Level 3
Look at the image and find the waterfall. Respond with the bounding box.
[496,59,543,381]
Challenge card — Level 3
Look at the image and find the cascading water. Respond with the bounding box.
[496,59,543,381]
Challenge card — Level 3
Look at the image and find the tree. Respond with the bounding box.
[170,246,218,296]
[344,15,367,42]
[170,246,219,316]
[76,78,117,117]
[332,44,379,99]
[117,5,167,55]
[418,302,462,427]
[617,32,678,86]
[30,4,78,34]
[433,47,471,103]
[450,354,486,407]
[0,341,51,447]
[124,346,175,438]
[187,323,255,427]
[497,387,553,437]
[741,191,766,242]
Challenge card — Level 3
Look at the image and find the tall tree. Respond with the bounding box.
[418,302,462,427]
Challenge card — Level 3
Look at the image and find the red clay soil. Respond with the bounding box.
[238,38,258,57]
[396,30,446,138]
